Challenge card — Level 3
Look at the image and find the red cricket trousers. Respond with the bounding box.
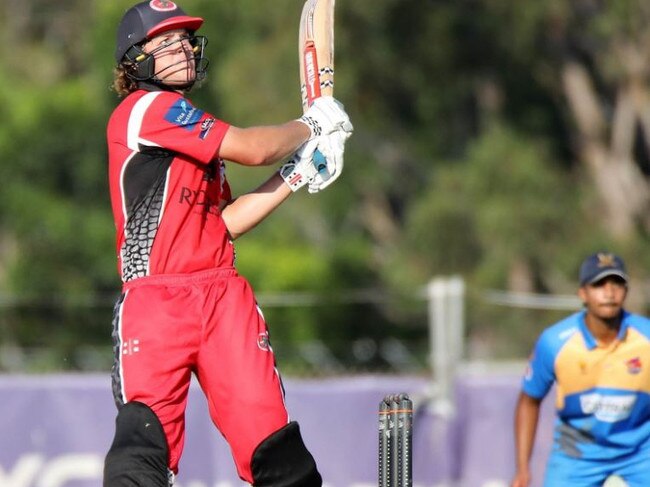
[111,267,289,482]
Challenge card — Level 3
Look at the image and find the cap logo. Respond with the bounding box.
[150,0,178,12]
[597,252,616,268]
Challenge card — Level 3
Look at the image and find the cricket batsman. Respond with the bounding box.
[103,1,352,485]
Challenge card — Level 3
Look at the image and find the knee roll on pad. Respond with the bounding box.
[103,401,170,487]
[251,421,322,487]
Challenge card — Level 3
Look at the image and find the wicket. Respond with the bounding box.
[378,393,413,487]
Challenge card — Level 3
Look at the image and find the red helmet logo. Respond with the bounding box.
[149,0,178,12]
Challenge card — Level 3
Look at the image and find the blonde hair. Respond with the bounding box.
[112,65,138,97]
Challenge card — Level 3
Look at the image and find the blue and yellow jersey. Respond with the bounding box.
[523,310,650,460]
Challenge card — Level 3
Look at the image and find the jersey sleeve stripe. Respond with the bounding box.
[127,91,163,151]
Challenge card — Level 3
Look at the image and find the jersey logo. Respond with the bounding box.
[199,117,215,140]
[121,338,141,356]
[150,0,178,12]
[579,393,636,423]
[257,332,271,352]
[178,187,220,216]
[625,356,642,374]
[558,326,577,341]
[164,99,204,131]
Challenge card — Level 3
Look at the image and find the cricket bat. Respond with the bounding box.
[299,0,335,111]
[299,0,336,176]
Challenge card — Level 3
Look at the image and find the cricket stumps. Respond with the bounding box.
[378,393,413,487]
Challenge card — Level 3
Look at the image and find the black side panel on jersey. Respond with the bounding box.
[121,149,174,281]
[123,148,174,210]
[104,401,170,487]
[110,293,126,408]
[250,421,322,487]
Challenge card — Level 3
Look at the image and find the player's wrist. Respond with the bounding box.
[297,115,321,140]
[298,96,353,141]
[280,138,323,192]
[279,161,307,192]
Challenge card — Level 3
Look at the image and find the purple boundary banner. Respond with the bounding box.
[0,373,554,487]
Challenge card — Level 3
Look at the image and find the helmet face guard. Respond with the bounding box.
[123,34,209,88]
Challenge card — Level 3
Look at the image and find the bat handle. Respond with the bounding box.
[313,149,329,177]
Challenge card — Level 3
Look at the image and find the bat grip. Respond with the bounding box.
[313,149,328,175]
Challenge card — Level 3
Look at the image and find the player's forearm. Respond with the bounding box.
[514,392,541,473]
[221,172,292,239]
[219,122,310,167]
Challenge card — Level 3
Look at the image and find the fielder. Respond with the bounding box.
[103,1,352,485]
[512,252,650,487]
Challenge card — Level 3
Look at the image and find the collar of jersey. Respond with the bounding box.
[137,81,178,93]
[578,309,630,349]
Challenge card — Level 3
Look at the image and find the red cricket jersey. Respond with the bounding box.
[107,86,233,282]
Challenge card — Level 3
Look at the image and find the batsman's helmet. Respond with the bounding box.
[115,1,208,84]
[115,0,203,62]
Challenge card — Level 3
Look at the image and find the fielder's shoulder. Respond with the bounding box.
[625,310,650,340]
[538,311,582,349]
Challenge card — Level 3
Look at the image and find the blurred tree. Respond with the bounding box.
[3,0,650,370]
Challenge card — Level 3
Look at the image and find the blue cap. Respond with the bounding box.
[579,252,628,286]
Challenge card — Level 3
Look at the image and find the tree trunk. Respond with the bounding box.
[561,60,650,239]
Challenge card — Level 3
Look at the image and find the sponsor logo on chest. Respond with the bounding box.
[579,393,636,422]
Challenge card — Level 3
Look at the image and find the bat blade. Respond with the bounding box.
[299,0,335,112]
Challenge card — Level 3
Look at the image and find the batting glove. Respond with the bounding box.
[307,129,350,193]
[280,138,323,192]
[298,96,354,140]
